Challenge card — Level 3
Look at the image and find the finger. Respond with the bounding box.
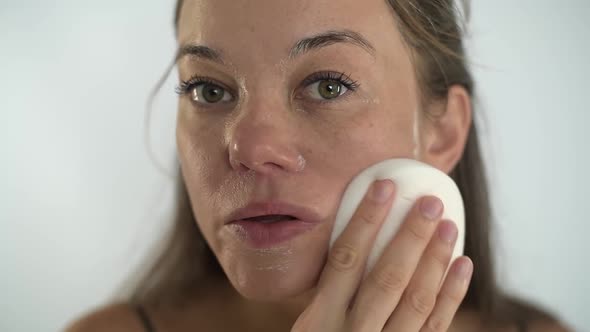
[383,220,458,331]
[420,256,473,332]
[316,179,396,311]
[348,195,443,331]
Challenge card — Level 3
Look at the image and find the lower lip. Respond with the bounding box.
[226,219,318,248]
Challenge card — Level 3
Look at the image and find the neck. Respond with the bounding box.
[242,289,318,329]
[210,276,317,329]
[206,275,479,332]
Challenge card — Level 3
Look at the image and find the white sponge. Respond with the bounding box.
[329,158,465,278]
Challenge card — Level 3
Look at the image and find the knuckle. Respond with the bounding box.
[441,285,466,304]
[422,315,447,332]
[405,224,431,243]
[370,267,406,293]
[405,288,436,316]
[357,211,377,225]
[429,251,451,271]
[328,244,358,272]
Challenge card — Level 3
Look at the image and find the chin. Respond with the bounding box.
[220,236,327,302]
[229,266,321,302]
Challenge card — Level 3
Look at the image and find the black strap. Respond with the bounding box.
[516,318,528,332]
[135,304,157,332]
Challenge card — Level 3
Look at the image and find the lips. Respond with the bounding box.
[242,214,297,222]
[226,200,322,225]
[225,200,322,248]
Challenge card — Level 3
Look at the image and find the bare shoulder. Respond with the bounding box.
[527,318,573,332]
[451,309,572,332]
[63,303,145,332]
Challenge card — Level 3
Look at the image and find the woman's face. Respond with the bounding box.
[176,0,426,301]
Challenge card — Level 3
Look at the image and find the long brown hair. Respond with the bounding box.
[117,0,560,329]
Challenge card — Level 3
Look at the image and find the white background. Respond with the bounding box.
[1,1,588,331]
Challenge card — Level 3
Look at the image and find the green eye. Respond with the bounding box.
[318,80,342,99]
[305,79,349,101]
[202,84,223,102]
[191,83,232,104]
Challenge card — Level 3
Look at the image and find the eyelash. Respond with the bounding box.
[175,75,224,96]
[301,71,360,92]
[174,71,360,101]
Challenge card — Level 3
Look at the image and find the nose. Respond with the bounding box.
[228,103,305,176]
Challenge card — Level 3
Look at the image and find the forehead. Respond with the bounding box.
[177,0,403,57]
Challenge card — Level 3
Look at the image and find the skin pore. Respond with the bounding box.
[173,0,471,329]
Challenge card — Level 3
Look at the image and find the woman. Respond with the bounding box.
[66,0,570,331]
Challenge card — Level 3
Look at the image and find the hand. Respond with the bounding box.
[291,179,473,332]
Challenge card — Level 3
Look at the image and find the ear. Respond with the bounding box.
[419,85,472,174]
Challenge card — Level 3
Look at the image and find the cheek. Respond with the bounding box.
[176,111,227,224]
[177,119,210,177]
[320,105,417,165]
[302,105,416,222]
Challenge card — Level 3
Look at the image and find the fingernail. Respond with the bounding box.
[438,220,458,244]
[369,179,394,203]
[419,196,443,220]
[453,258,473,281]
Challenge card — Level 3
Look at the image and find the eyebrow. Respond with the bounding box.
[289,29,375,59]
[177,44,224,64]
[177,29,375,64]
